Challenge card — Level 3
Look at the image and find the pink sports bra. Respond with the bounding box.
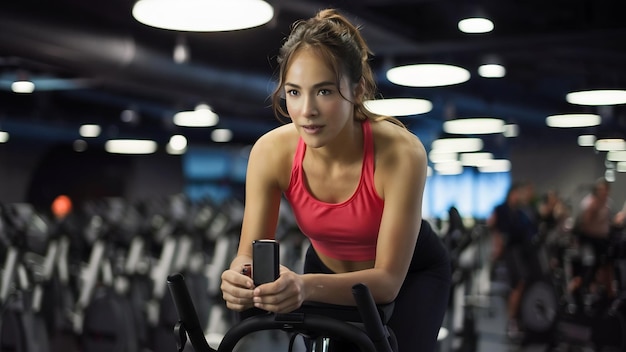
[284,120,384,261]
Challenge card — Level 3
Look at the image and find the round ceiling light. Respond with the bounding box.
[132,0,274,32]
[364,98,433,116]
[458,17,494,34]
[566,89,626,106]
[443,118,505,134]
[386,64,470,87]
[478,64,506,78]
[545,113,601,128]
[174,104,219,127]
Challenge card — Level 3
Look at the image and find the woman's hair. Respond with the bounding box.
[270,8,405,127]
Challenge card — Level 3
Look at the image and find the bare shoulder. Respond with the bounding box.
[249,123,299,188]
[371,120,426,167]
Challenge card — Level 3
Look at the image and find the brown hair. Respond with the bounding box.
[270,8,405,127]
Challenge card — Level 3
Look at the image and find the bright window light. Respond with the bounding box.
[577,134,596,147]
[386,64,470,87]
[443,118,505,134]
[132,0,274,32]
[458,17,494,34]
[105,139,158,154]
[364,98,432,116]
[79,124,101,138]
[566,90,626,106]
[478,64,505,78]
[545,114,601,128]
[0,131,9,143]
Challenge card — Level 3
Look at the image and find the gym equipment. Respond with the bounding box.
[518,228,626,350]
[167,272,397,352]
[0,203,51,352]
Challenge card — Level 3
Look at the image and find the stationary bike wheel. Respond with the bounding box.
[519,280,558,334]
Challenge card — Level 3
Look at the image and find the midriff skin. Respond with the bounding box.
[316,250,375,273]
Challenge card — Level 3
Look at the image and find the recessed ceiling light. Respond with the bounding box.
[364,98,432,116]
[478,64,506,78]
[607,150,626,162]
[503,124,518,138]
[79,124,101,138]
[434,161,463,175]
[566,89,626,106]
[174,104,219,127]
[211,129,233,143]
[431,137,483,153]
[167,134,187,155]
[577,134,596,147]
[443,118,505,134]
[11,80,35,93]
[477,159,511,173]
[105,139,158,154]
[460,152,493,166]
[0,131,9,143]
[386,64,470,87]
[428,150,458,163]
[545,113,601,128]
[595,138,626,152]
[132,0,274,32]
[458,17,494,34]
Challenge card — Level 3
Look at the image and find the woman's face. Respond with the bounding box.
[284,47,356,149]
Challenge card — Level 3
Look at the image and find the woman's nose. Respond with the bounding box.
[302,96,318,117]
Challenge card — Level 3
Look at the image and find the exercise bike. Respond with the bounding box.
[167,273,397,352]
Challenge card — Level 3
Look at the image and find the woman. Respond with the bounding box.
[220,8,450,351]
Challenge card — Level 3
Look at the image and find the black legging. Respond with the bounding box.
[303,220,451,352]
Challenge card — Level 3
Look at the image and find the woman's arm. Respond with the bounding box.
[221,130,286,311]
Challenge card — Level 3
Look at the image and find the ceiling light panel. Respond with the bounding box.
[545,114,601,128]
[386,64,470,87]
[364,98,433,116]
[443,118,505,134]
[132,0,274,32]
[458,17,494,34]
[566,89,626,106]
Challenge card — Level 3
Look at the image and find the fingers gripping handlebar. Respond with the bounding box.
[166,273,394,352]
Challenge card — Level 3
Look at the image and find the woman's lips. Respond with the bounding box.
[302,125,323,134]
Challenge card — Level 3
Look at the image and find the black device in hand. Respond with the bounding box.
[252,240,279,286]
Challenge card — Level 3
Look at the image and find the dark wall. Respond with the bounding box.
[0,140,184,210]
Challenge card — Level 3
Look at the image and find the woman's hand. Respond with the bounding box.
[220,265,255,311]
[252,265,305,313]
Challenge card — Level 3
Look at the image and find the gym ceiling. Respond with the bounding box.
[0,0,625,151]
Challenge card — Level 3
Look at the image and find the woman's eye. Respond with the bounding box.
[286,89,298,96]
[318,89,331,96]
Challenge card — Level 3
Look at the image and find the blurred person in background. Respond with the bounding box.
[488,181,539,340]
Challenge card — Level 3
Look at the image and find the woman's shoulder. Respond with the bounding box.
[249,124,299,186]
[253,123,299,153]
[370,119,426,162]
